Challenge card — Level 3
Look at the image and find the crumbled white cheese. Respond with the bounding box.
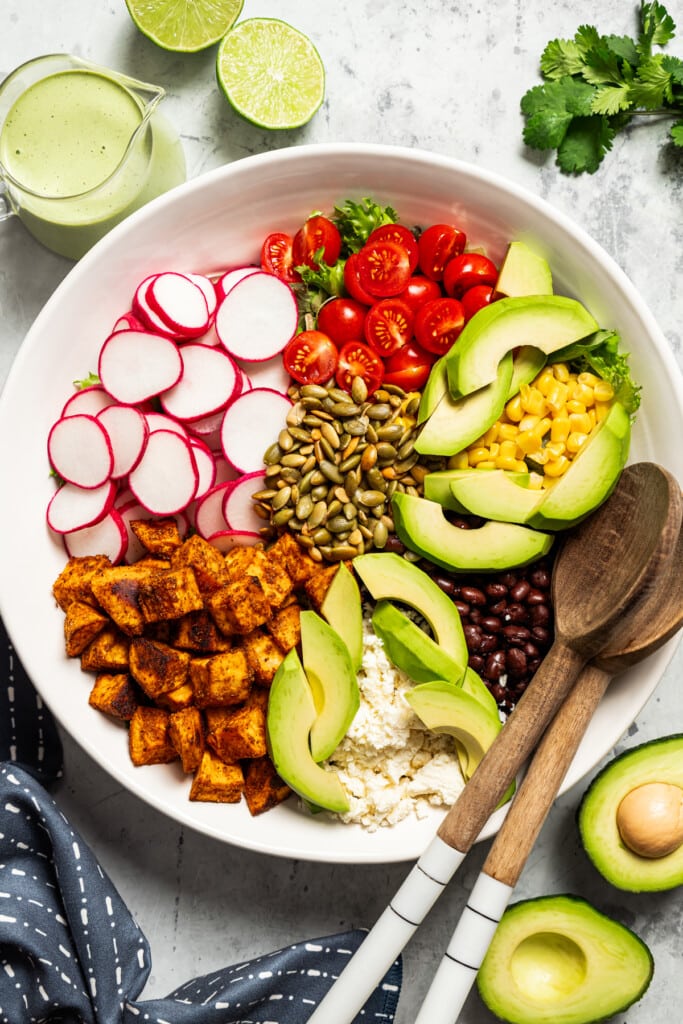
[325,615,464,831]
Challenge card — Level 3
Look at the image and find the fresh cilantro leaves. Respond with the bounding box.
[521,2,683,173]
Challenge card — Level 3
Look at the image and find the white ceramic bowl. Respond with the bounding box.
[1,143,681,864]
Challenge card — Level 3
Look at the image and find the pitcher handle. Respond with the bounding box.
[0,182,17,222]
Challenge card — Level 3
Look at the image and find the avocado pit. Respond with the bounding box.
[510,931,587,1003]
[616,781,683,859]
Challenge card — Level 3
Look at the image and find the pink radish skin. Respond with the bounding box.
[64,508,128,563]
[145,412,189,438]
[112,311,144,333]
[96,404,149,478]
[222,471,267,534]
[194,480,236,540]
[147,272,210,338]
[160,343,242,421]
[214,266,259,301]
[207,529,260,553]
[188,437,217,499]
[220,387,291,474]
[47,479,117,534]
[133,274,177,336]
[48,414,114,489]
[214,271,297,362]
[61,385,116,418]
[98,328,183,405]
[128,429,199,515]
[187,273,218,319]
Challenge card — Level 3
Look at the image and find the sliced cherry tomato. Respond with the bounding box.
[292,215,342,270]
[343,252,376,305]
[317,297,367,345]
[461,284,495,320]
[336,341,384,394]
[260,232,299,283]
[364,298,414,356]
[414,297,465,355]
[367,223,419,272]
[397,274,443,313]
[383,340,437,391]
[443,253,498,298]
[417,223,467,280]
[283,330,338,385]
[356,239,413,298]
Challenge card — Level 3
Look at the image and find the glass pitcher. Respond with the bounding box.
[0,54,186,260]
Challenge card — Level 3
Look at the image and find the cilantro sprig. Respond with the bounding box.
[521,2,683,173]
[555,330,642,414]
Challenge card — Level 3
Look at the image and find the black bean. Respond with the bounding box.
[523,642,540,659]
[434,575,456,596]
[526,587,547,606]
[529,567,551,589]
[502,624,532,646]
[485,582,508,600]
[480,615,502,633]
[506,647,528,676]
[484,650,507,680]
[454,600,470,617]
[489,682,507,703]
[489,599,508,616]
[463,624,483,650]
[530,604,550,626]
[478,634,499,654]
[531,625,551,644]
[510,580,531,602]
[504,603,528,623]
[459,585,487,606]
[468,655,485,673]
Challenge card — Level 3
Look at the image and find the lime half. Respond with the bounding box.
[125,0,244,53]
[216,18,325,130]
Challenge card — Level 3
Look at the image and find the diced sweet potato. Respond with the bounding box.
[207,576,272,635]
[52,554,112,611]
[171,534,230,595]
[129,706,178,766]
[80,627,130,671]
[173,610,232,653]
[266,602,301,653]
[156,681,195,712]
[91,564,161,637]
[244,757,292,816]
[63,600,109,657]
[189,750,244,803]
[88,673,138,720]
[242,630,285,686]
[269,531,320,584]
[129,637,190,699]
[224,545,261,579]
[129,518,183,558]
[244,547,294,609]
[137,567,204,624]
[304,564,340,611]
[206,693,267,761]
[168,706,204,773]
[192,649,252,708]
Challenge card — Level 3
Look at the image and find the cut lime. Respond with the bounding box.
[125,0,244,53]
[216,18,325,130]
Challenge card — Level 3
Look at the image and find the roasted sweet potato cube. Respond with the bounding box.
[88,672,138,720]
[156,681,195,712]
[244,547,294,609]
[173,610,232,653]
[129,706,178,766]
[269,531,320,584]
[244,756,292,816]
[189,750,244,802]
[129,518,183,558]
[137,567,204,624]
[303,564,340,611]
[266,602,301,653]
[52,555,112,611]
[91,564,161,637]
[171,534,230,595]
[80,627,130,671]
[193,649,252,708]
[63,600,109,657]
[129,637,190,699]
[224,544,260,580]
[168,706,205,773]
[242,629,285,686]
[207,576,272,635]
[206,693,267,761]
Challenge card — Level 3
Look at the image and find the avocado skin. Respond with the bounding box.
[577,734,683,892]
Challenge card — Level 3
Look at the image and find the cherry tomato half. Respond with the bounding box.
[461,284,495,320]
[397,274,443,313]
[367,223,419,272]
[260,232,299,283]
[414,297,465,355]
[364,298,414,357]
[382,341,437,391]
[317,297,367,346]
[417,223,467,280]
[283,330,338,385]
[343,252,376,305]
[356,239,413,298]
[336,341,384,394]
[443,252,498,298]
[292,215,342,270]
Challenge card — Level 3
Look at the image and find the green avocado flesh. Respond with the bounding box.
[495,240,554,298]
[371,599,467,683]
[320,561,364,672]
[300,610,359,763]
[578,734,683,892]
[477,894,653,1024]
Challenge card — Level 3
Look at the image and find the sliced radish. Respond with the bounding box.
[192,321,222,348]
[223,471,268,534]
[207,529,260,553]
[47,479,117,534]
[128,429,199,515]
[194,480,236,540]
[147,272,210,338]
[112,310,144,333]
[186,409,224,446]
[235,353,290,394]
[214,266,259,301]
[159,344,242,421]
[186,273,218,319]
[98,329,183,405]
[214,271,297,362]
[61,385,116,418]
[64,508,128,563]
[133,274,176,336]
[220,388,292,474]
[47,414,114,489]
[145,411,188,438]
[188,437,217,499]
[96,404,149,478]
[213,454,240,485]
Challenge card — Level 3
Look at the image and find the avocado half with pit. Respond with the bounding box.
[577,734,683,892]
[477,894,653,1024]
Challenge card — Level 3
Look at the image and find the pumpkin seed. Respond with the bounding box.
[359,489,386,508]
[301,383,329,400]
[312,527,332,545]
[373,520,389,548]
[308,502,328,530]
[296,495,314,520]
[272,508,295,527]
[321,422,340,449]
[367,402,392,420]
[320,460,344,484]
[351,376,368,403]
[271,486,292,510]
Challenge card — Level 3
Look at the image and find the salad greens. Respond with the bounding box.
[555,330,642,414]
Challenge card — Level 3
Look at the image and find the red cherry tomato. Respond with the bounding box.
[292,215,342,269]
[343,253,376,305]
[283,330,338,385]
[418,223,467,280]
[336,341,384,394]
[414,298,465,355]
[260,232,299,283]
[383,341,437,391]
[367,224,419,272]
[443,253,498,298]
[397,274,443,313]
[364,298,414,357]
[316,297,367,346]
[461,284,495,320]
[356,239,413,298]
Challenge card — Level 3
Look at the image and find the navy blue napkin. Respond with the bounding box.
[0,618,402,1022]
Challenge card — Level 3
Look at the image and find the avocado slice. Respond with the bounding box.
[495,240,553,298]
[477,894,653,1024]
[371,599,467,683]
[300,610,360,763]
[424,467,530,513]
[578,734,683,892]
[506,346,548,400]
[391,492,553,571]
[417,355,448,423]
[461,665,500,718]
[266,648,349,813]
[352,552,468,666]
[449,470,542,523]
[320,562,363,672]
[446,295,599,397]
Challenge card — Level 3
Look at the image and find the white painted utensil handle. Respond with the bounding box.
[306,836,466,1024]
[414,871,513,1024]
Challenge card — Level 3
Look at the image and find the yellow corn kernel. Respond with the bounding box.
[520,385,546,417]
[528,472,545,490]
[569,412,592,434]
[498,439,519,460]
[566,399,586,415]
[517,430,545,455]
[535,368,555,391]
[573,382,596,407]
[550,416,570,443]
[567,431,589,453]
[552,362,571,383]
[526,448,548,465]
[594,380,615,403]
[504,394,524,422]
[488,442,500,457]
[498,422,519,442]
[518,413,541,433]
[544,381,569,414]
[448,452,469,470]
[587,408,597,428]
[495,455,523,472]
[578,371,600,388]
[481,423,499,446]
[474,460,496,470]
[544,455,570,477]
[468,447,492,466]
[545,441,566,460]
[594,401,612,422]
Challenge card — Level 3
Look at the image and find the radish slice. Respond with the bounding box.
[186,409,224,446]
[223,471,268,534]
[47,480,117,534]
[214,266,259,301]
[112,311,144,333]
[128,429,199,515]
[96,404,149,478]
[145,412,188,438]
[188,437,217,499]
[207,529,260,553]
[187,273,218,319]
[160,344,242,421]
[147,272,210,338]
[220,388,292,474]
[47,414,114,489]
[193,321,222,347]
[194,480,236,539]
[215,272,297,362]
[98,329,183,405]
[133,274,176,336]
[61,385,116,418]
[235,353,290,394]
[64,508,128,563]
[213,454,240,485]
